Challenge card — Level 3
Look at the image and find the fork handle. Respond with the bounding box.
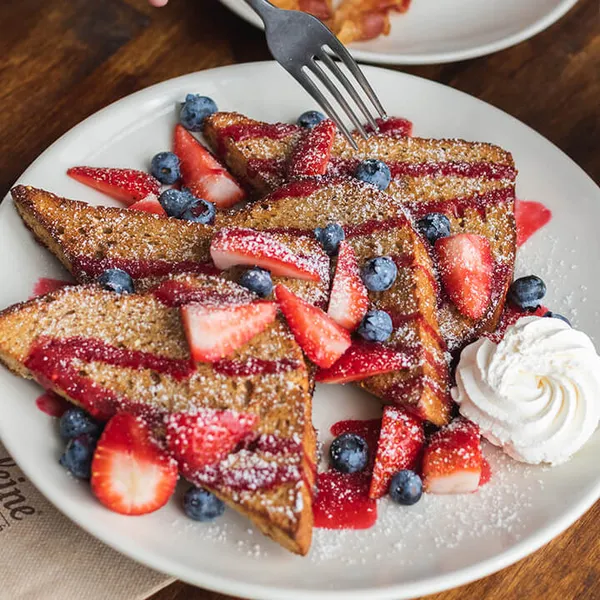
[242,0,278,21]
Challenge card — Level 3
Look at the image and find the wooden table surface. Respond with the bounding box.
[1,0,598,598]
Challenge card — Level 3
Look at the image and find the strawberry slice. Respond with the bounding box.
[165,409,258,471]
[67,167,160,206]
[327,241,369,330]
[275,284,351,368]
[181,300,277,363]
[435,233,493,320]
[173,124,245,209]
[369,406,424,499]
[421,418,482,494]
[315,342,413,383]
[288,119,336,178]
[129,194,167,216]
[91,413,178,515]
[210,228,323,282]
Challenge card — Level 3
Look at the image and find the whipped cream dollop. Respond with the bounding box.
[452,316,600,465]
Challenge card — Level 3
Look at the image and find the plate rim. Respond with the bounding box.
[1,61,599,600]
[217,0,580,65]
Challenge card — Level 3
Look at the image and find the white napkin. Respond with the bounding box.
[0,442,174,600]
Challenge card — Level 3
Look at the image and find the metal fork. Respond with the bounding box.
[242,0,387,150]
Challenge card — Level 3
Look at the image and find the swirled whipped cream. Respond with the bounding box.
[452,316,600,465]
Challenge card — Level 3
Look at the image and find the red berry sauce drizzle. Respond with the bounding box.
[314,419,381,530]
[515,199,552,247]
[35,391,70,418]
[30,277,70,299]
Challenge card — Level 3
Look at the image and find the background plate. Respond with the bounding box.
[218,0,579,65]
[0,62,599,600]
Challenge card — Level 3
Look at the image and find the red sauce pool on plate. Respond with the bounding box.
[35,391,70,418]
[30,277,69,298]
[314,419,381,530]
[515,200,552,247]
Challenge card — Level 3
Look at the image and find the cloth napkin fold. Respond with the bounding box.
[0,441,174,600]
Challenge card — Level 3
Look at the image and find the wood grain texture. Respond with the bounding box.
[1,0,598,598]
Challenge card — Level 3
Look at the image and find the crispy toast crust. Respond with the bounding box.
[0,276,315,555]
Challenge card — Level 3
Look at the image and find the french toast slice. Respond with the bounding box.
[225,178,452,426]
[11,185,330,308]
[0,274,316,555]
[204,112,517,349]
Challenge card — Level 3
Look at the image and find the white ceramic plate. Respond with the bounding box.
[0,62,599,600]
[218,0,579,64]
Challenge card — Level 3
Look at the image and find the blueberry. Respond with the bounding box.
[416,213,451,245]
[329,433,368,474]
[183,486,225,521]
[239,268,273,298]
[357,310,394,342]
[314,223,345,256]
[158,188,195,218]
[361,256,397,292]
[97,269,134,294]
[354,159,391,191]
[150,151,181,185]
[297,110,326,129]
[508,275,546,311]
[180,197,216,225]
[389,470,423,505]
[59,408,102,441]
[544,311,571,326]
[180,94,218,131]
[59,434,96,480]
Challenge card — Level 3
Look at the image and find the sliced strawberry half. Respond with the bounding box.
[211,228,323,282]
[165,409,258,471]
[129,193,167,216]
[327,241,369,330]
[275,284,351,368]
[288,119,336,178]
[315,342,414,383]
[67,167,160,206]
[173,124,245,209]
[435,233,493,320]
[421,418,482,495]
[91,413,178,515]
[369,406,424,499]
[181,300,277,363]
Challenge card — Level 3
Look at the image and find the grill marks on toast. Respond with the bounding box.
[226,179,451,426]
[204,112,517,348]
[0,276,315,555]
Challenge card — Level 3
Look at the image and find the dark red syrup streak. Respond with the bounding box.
[328,157,517,181]
[314,419,381,530]
[70,256,219,280]
[25,337,302,421]
[150,279,252,308]
[406,187,515,219]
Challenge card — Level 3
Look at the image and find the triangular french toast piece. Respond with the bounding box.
[0,274,315,555]
[225,178,452,426]
[11,185,331,307]
[204,112,517,349]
